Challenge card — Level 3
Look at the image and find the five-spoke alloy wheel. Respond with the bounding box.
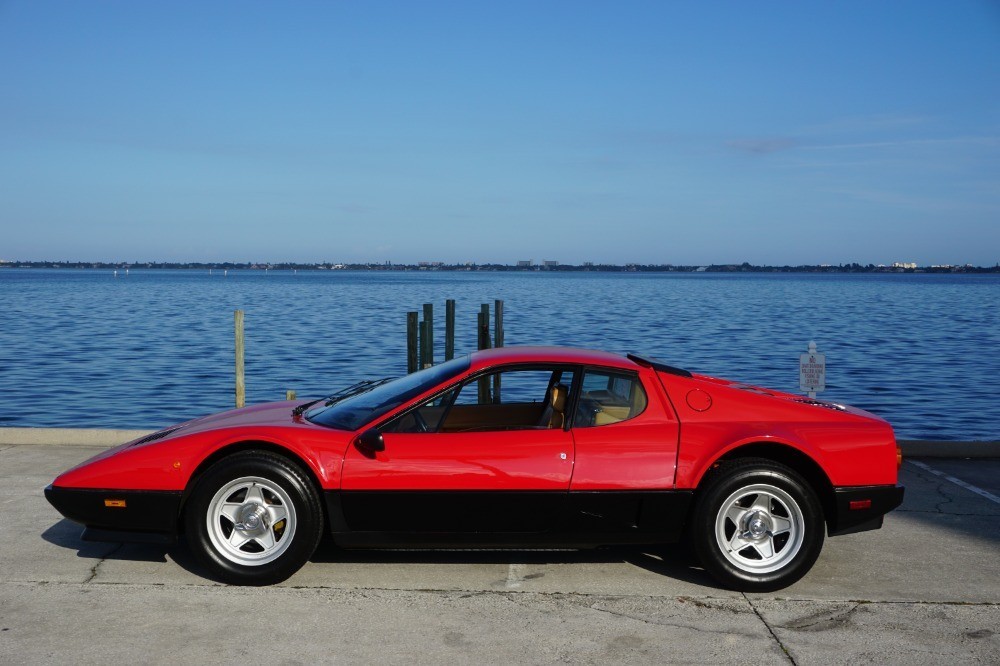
[186,451,323,585]
[693,458,824,591]
[206,476,297,566]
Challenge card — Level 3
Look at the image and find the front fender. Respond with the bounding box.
[52,427,354,491]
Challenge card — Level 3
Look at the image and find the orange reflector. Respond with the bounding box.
[897,446,903,468]
[104,499,126,508]
[849,499,871,511]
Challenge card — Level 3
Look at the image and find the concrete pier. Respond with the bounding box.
[0,436,997,663]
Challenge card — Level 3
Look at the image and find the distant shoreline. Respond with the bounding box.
[2,261,998,274]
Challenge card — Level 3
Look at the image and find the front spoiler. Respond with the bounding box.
[828,484,905,536]
[45,485,182,543]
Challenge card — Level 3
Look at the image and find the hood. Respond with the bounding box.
[171,400,308,435]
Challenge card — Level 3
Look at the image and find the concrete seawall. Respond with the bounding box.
[1,427,997,457]
[0,427,155,447]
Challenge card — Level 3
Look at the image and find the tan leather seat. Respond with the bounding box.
[543,384,568,429]
[593,385,647,425]
[594,405,630,425]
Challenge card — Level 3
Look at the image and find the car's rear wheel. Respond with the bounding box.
[186,451,323,585]
[692,458,824,592]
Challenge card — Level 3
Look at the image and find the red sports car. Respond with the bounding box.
[46,346,904,591]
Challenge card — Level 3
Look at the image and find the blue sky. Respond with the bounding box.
[2,1,998,265]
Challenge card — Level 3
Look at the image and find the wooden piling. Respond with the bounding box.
[445,299,456,361]
[494,299,504,348]
[234,309,245,408]
[406,311,419,373]
[419,320,428,369]
[423,303,434,367]
[493,300,504,402]
[477,307,491,403]
[478,304,491,350]
[407,298,503,374]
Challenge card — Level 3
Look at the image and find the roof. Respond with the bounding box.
[468,346,639,372]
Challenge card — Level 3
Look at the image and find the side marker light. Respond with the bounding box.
[104,499,127,508]
[849,499,871,511]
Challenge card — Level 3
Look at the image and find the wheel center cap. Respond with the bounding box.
[236,503,268,534]
[746,511,769,539]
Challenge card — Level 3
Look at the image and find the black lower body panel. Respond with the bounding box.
[45,485,182,543]
[326,490,694,548]
[828,484,905,536]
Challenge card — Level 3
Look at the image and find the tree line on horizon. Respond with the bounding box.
[2,260,997,273]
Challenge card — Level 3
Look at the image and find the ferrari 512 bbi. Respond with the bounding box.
[46,346,904,591]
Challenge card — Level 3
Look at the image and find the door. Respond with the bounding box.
[340,366,577,533]
[567,367,681,534]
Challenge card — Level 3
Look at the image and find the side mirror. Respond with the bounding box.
[355,428,385,456]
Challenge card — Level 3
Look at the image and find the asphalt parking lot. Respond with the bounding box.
[1,444,998,664]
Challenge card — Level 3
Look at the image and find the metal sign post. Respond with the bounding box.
[799,341,825,399]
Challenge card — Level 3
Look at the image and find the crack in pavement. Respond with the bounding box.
[3,578,999,609]
[570,599,762,637]
[83,543,123,584]
[743,593,797,665]
[908,460,1000,506]
[932,482,956,513]
[905,465,960,513]
[897,508,995,516]
[779,598,1000,608]
[781,603,860,631]
[492,591,777,640]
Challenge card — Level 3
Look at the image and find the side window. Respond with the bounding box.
[453,369,558,406]
[574,370,647,428]
[382,387,458,433]
[443,367,576,432]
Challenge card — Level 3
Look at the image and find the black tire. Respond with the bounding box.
[692,458,824,592]
[185,451,324,585]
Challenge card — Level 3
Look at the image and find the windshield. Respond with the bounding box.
[305,355,471,431]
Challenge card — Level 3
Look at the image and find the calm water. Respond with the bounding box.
[1,269,997,440]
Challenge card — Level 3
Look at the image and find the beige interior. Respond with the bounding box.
[544,384,568,429]
[586,382,647,426]
[594,405,631,425]
[440,403,546,432]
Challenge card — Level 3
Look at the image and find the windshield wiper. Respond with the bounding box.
[292,378,396,416]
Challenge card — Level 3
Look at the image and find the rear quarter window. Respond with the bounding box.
[575,369,647,427]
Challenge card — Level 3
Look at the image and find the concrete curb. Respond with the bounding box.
[0,428,154,447]
[897,440,1000,458]
[0,427,997,457]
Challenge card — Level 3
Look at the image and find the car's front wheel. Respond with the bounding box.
[692,458,824,591]
[186,451,323,585]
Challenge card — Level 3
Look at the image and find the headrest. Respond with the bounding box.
[551,384,567,411]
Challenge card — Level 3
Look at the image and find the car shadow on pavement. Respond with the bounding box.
[40,519,721,589]
[622,546,719,587]
[310,541,721,589]
[41,518,190,566]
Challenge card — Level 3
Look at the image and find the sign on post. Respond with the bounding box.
[799,341,825,398]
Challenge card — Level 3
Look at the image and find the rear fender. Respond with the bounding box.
[684,434,828,489]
